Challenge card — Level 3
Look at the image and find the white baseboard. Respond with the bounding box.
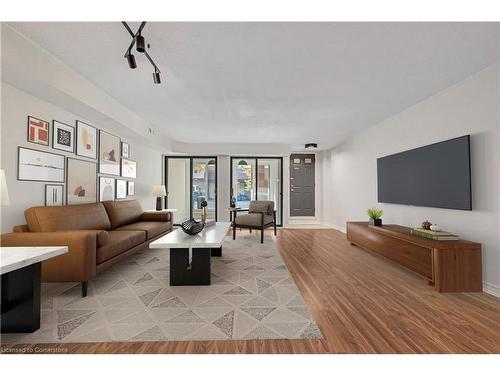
[331,224,346,234]
[483,281,500,298]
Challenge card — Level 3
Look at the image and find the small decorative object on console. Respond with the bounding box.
[230,196,236,208]
[200,200,208,222]
[181,218,205,235]
[421,220,432,230]
[367,208,383,227]
[430,224,441,231]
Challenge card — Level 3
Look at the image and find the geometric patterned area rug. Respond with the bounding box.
[0,233,322,344]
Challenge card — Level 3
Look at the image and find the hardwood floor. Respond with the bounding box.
[2,228,500,354]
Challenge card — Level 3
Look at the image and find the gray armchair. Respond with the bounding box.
[232,200,277,243]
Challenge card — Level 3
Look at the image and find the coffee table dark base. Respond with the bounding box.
[1,262,41,333]
[169,246,223,286]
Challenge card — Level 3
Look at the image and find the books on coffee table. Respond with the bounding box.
[410,228,460,241]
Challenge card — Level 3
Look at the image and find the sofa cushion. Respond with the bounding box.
[249,200,275,215]
[115,221,171,240]
[235,213,274,227]
[96,230,146,264]
[25,203,111,232]
[102,200,144,229]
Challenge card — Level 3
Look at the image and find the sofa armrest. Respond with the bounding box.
[55,229,109,247]
[142,211,172,222]
[0,231,98,282]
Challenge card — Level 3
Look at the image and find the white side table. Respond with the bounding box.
[1,246,68,333]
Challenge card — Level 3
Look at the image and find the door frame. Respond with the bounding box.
[164,155,218,224]
[229,156,283,227]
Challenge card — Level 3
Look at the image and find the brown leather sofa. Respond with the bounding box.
[0,200,172,297]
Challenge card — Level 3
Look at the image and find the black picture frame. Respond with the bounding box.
[27,116,50,146]
[66,157,98,205]
[17,146,65,183]
[52,120,75,153]
[99,130,121,176]
[121,141,130,159]
[75,120,98,160]
[45,184,64,206]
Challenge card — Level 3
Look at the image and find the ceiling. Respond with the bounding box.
[7,22,499,149]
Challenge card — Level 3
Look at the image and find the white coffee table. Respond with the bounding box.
[1,246,67,333]
[150,222,231,286]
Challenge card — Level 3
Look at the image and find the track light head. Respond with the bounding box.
[153,70,161,84]
[126,53,137,69]
[135,34,146,53]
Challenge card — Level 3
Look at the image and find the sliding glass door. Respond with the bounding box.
[165,156,217,224]
[231,157,282,225]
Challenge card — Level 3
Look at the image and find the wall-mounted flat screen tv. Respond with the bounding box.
[377,135,471,210]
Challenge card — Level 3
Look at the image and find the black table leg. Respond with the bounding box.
[211,247,222,257]
[170,248,211,286]
[1,262,41,333]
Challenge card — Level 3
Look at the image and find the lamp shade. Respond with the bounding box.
[1,169,10,206]
[152,185,167,197]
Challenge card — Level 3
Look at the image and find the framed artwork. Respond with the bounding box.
[121,159,137,178]
[121,142,130,158]
[18,147,65,182]
[99,177,115,202]
[127,180,135,196]
[116,179,127,199]
[45,184,64,206]
[76,120,98,159]
[52,120,75,153]
[99,131,121,175]
[66,158,97,205]
[27,116,49,146]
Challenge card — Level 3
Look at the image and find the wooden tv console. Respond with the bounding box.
[346,222,482,292]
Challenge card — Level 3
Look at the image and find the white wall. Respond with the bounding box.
[323,64,500,293]
[0,83,163,233]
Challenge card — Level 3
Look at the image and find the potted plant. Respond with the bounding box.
[367,208,383,227]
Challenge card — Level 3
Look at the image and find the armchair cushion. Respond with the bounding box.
[235,213,274,227]
[249,200,275,215]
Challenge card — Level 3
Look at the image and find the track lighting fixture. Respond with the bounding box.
[122,22,162,84]
[153,69,161,84]
[135,34,146,53]
[126,53,137,69]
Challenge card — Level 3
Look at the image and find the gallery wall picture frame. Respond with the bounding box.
[18,146,65,183]
[99,130,121,176]
[121,142,130,159]
[27,116,50,146]
[99,176,115,202]
[45,184,64,206]
[121,159,137,179]
[52,120,75,153]
[127,180,135,196]
[66,157,97,205]
[116,179,127,199]
[76,120,98,159]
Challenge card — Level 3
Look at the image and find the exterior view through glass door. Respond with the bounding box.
[165,156,217,224]
[230,157,282,226]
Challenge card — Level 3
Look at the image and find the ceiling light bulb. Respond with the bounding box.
[126,53,137,69]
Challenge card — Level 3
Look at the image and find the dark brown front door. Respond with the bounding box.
[290,154,315,216]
